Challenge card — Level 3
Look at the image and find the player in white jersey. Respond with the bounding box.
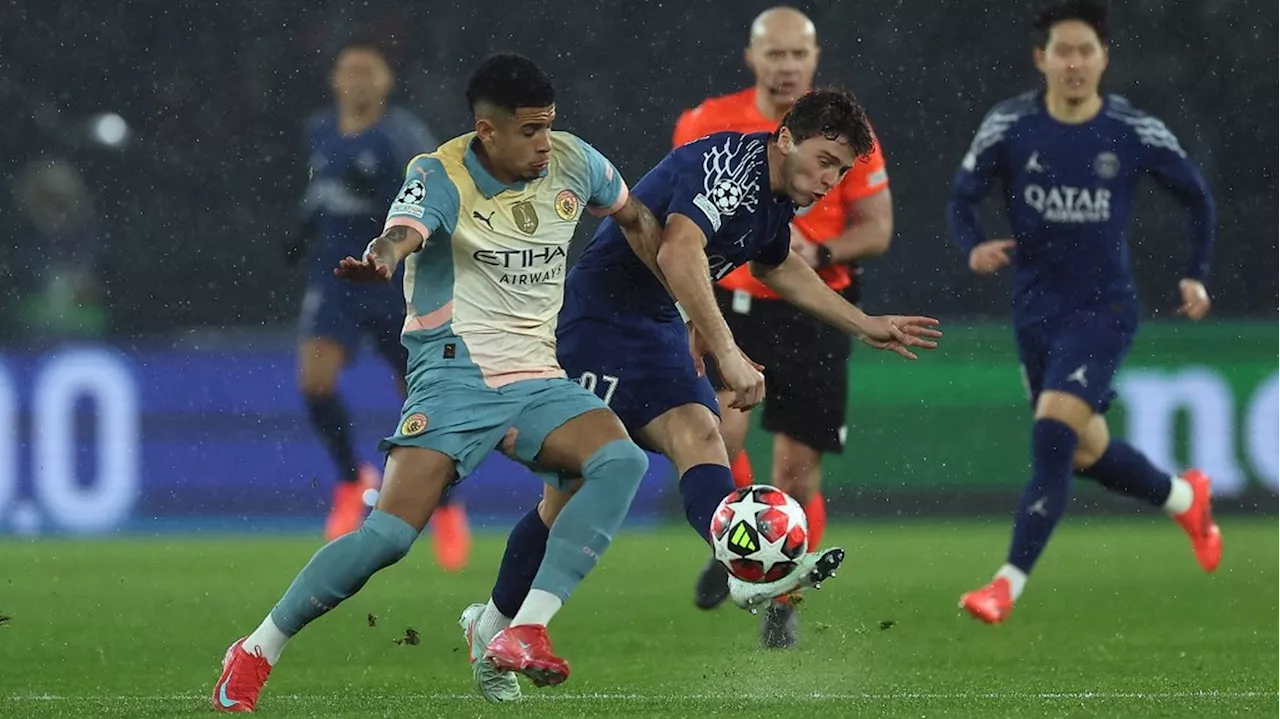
[210,54,663,711]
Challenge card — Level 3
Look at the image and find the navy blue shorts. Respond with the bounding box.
[298,282,408,371]
[556,313,718,447]
[1016,306,1138,414]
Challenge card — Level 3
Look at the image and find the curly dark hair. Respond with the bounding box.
[1033,0,1110,47]
[778,88,875,160]
[465,53,555,115]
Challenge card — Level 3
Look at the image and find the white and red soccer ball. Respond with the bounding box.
[710,484,809,583]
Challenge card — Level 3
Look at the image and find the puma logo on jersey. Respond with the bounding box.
[1066,365,1089,387]
[473,210,495,230]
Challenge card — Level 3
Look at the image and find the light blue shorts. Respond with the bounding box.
[379,334,607,484]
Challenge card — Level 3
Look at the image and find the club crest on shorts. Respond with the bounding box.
[511,200,539,235]
[400,412,428,436]
[554,189,580,221]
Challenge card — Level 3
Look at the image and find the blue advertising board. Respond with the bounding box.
[0,344,678,535]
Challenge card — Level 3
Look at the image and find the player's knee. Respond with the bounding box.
[676,415,724,458]
[359,510,420,566]
[582,439,649,490]
[1073,444,1105,471]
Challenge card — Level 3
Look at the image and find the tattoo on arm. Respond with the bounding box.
[381,225,417,245]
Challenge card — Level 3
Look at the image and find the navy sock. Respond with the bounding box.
[678,463,736,545]
[490,507,550,617]
[1077,440,1172,506]
[1007,419,1079,574]
[305,394,359,483]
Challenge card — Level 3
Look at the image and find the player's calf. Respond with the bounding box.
[211,509,420,707]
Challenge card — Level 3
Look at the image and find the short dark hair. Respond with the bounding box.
[466,54,556,115]
[335,36,391,65]
[1033,0,1110,47]
[779,88,874,160]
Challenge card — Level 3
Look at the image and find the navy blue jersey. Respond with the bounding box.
[301,106,437,285]
[947,92,1215,325]
[567,132,795,323]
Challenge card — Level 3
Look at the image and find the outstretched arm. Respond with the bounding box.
[752,251,941,360]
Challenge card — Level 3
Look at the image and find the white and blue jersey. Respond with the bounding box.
[559,131,796,436]
[947,92,1216,412]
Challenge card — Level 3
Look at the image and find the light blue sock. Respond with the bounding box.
[529,439,648,603]
[270,510,419,636]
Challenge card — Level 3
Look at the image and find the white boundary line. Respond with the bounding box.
[5,690,1276,702]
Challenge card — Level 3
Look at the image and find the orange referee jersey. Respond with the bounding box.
[672,87,889,299]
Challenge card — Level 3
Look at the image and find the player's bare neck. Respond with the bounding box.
[766,143,787,195]
[1044,92,1103,125]
[338,103,385,136]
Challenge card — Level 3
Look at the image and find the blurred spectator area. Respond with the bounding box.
[0,0,1274,341]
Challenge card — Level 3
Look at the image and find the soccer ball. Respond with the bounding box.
[710,179,743,213]
[710,484,808,583]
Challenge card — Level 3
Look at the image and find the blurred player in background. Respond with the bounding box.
[461,88,939,704]
[947,0,1221,625]
[284,38,470,569]
[672,6,894,642]
[213,54,664,711]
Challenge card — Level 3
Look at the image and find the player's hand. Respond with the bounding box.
[789,225,822,268]
[854,315,942,360]
[687,322,711,376]
[1177,279,1211,321]
[334,250,392,282]
[713,346,766,411]
[968,239,1016,275]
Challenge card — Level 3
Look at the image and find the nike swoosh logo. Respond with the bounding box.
[218,672,239,708]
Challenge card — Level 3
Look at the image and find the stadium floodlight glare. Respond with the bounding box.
[89,112,129,147]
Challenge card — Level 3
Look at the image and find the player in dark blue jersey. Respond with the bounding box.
[462,90,940,694]
[285,39,468,564]
[946,0,1222,625]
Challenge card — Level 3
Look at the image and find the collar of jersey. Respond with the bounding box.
[464,138,547,198]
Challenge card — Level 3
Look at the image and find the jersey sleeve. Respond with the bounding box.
[1134,118,1216,282]
[840,129,890,203]
[383,154,460,239]
[666,160,721,244]
[946,106,1011,256]
[574,137,630,217]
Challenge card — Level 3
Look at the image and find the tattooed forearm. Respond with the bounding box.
[381,225,419,246]
[366,224,425,266]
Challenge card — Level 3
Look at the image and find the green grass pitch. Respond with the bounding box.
[0,518,1275,718]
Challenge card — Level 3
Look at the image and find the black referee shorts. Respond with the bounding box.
[704,283,858,454]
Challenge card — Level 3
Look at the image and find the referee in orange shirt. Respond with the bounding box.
[673,6,894,647]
